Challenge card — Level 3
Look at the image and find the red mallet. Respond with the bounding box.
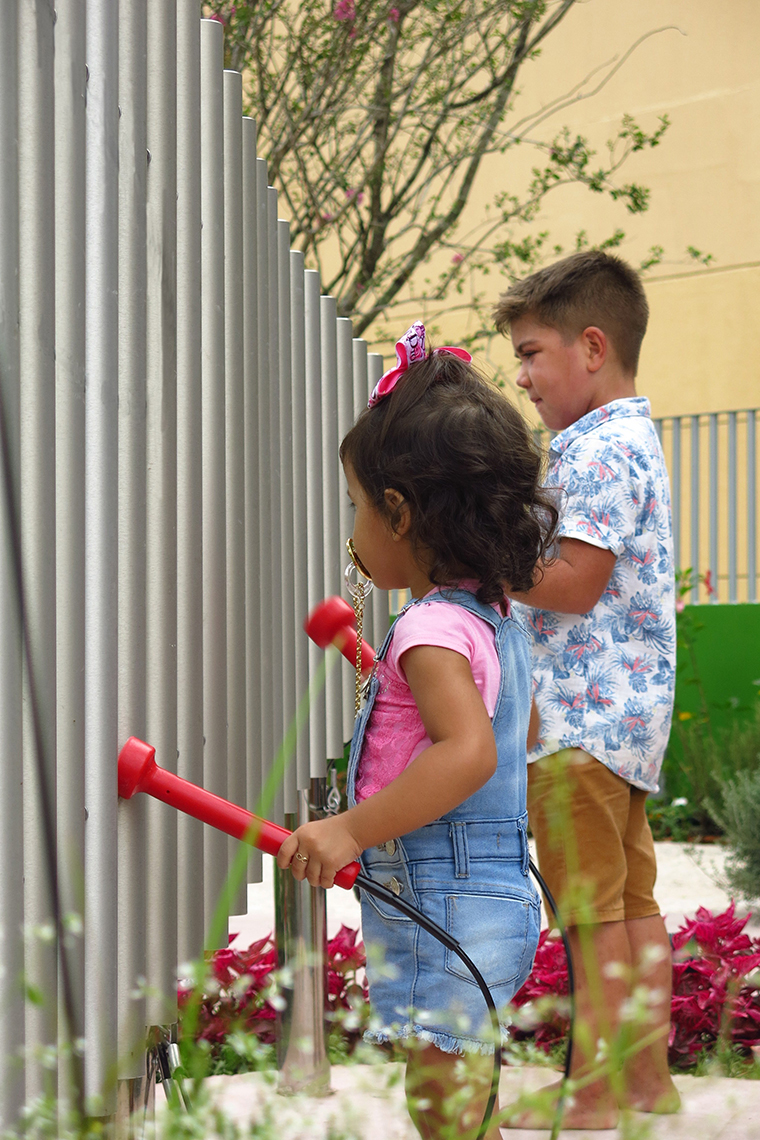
[304,596,375,676]
[117,737,361,889]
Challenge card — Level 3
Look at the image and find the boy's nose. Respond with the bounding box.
[515,368,530,390]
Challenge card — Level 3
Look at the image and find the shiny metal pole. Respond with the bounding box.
[275,790,330,1096]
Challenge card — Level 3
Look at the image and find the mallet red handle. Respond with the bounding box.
[304,596,375,676]
[117,737,361,889]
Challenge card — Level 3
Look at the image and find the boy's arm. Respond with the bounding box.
[276,645,497,887]
[509,537,617,614]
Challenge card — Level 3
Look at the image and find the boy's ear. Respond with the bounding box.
[581,326,607,373]
[384,488,411,536]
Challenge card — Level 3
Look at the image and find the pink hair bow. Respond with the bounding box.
[368,321,472,408]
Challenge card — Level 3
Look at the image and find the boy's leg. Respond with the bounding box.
[505,750,677,1129]
[622,913,680,1111]
[524,915,678,1125]
[405,1042,501,1140]
[501,917,625,1130]
[619,787,679,1111]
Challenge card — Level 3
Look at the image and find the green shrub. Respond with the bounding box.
[645,796,708,842]
[661,700,760,839]
[711,768,760,902]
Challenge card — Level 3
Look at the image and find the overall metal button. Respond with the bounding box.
[384,839,397,856]
[387,876,403,896]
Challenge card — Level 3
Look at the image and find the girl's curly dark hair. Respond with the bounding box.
[340,350,558,604]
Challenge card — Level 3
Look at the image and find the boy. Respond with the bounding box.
[494,250,680,1129]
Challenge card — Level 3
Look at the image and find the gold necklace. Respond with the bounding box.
[345,539,374,715]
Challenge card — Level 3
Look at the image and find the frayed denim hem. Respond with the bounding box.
[363,1022,509,1057]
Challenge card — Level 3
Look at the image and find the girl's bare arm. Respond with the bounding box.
[276,645,497,888]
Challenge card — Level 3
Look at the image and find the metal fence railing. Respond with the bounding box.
[0,9,390,1123]
[654,411,758,604]
[536,410,759,606]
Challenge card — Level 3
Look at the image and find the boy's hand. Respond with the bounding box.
[276,815,363,890]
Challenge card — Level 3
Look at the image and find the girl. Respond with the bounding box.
[277,324,557,1139]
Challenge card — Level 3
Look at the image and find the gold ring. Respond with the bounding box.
[293,852,309,863]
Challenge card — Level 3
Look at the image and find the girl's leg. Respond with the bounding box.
[404,1042,501,1140]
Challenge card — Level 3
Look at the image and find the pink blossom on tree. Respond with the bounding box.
[334,0,355,23]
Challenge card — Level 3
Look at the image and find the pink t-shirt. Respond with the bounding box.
[354,588,506,802]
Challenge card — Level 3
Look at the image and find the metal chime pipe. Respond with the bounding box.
[200,18,228,932]
[0,0,25,1121]
[224,69,247,915]
[176,0,205,969]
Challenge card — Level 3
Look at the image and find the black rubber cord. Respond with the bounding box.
[355,859,576,1140]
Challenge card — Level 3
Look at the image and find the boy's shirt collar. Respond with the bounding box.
[550,396,651,455]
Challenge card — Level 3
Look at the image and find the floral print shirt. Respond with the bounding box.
[514,397,675,792]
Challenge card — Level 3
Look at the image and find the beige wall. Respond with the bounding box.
[386,0,760,420]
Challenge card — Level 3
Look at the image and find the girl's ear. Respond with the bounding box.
[384,488,411,537]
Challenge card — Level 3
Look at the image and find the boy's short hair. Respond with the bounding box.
[493,250,649,375]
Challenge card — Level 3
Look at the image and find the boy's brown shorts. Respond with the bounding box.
[526,749,660,927]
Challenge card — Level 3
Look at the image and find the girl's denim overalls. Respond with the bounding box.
[346,587,541,1055]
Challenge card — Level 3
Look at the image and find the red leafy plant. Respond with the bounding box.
[187,907,760,1071]
[179,925,368,1051]
[508,904,760,1068]
[509,929,571,1051]
[669,903,760,1068]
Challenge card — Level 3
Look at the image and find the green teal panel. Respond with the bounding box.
[675,603,760,727]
